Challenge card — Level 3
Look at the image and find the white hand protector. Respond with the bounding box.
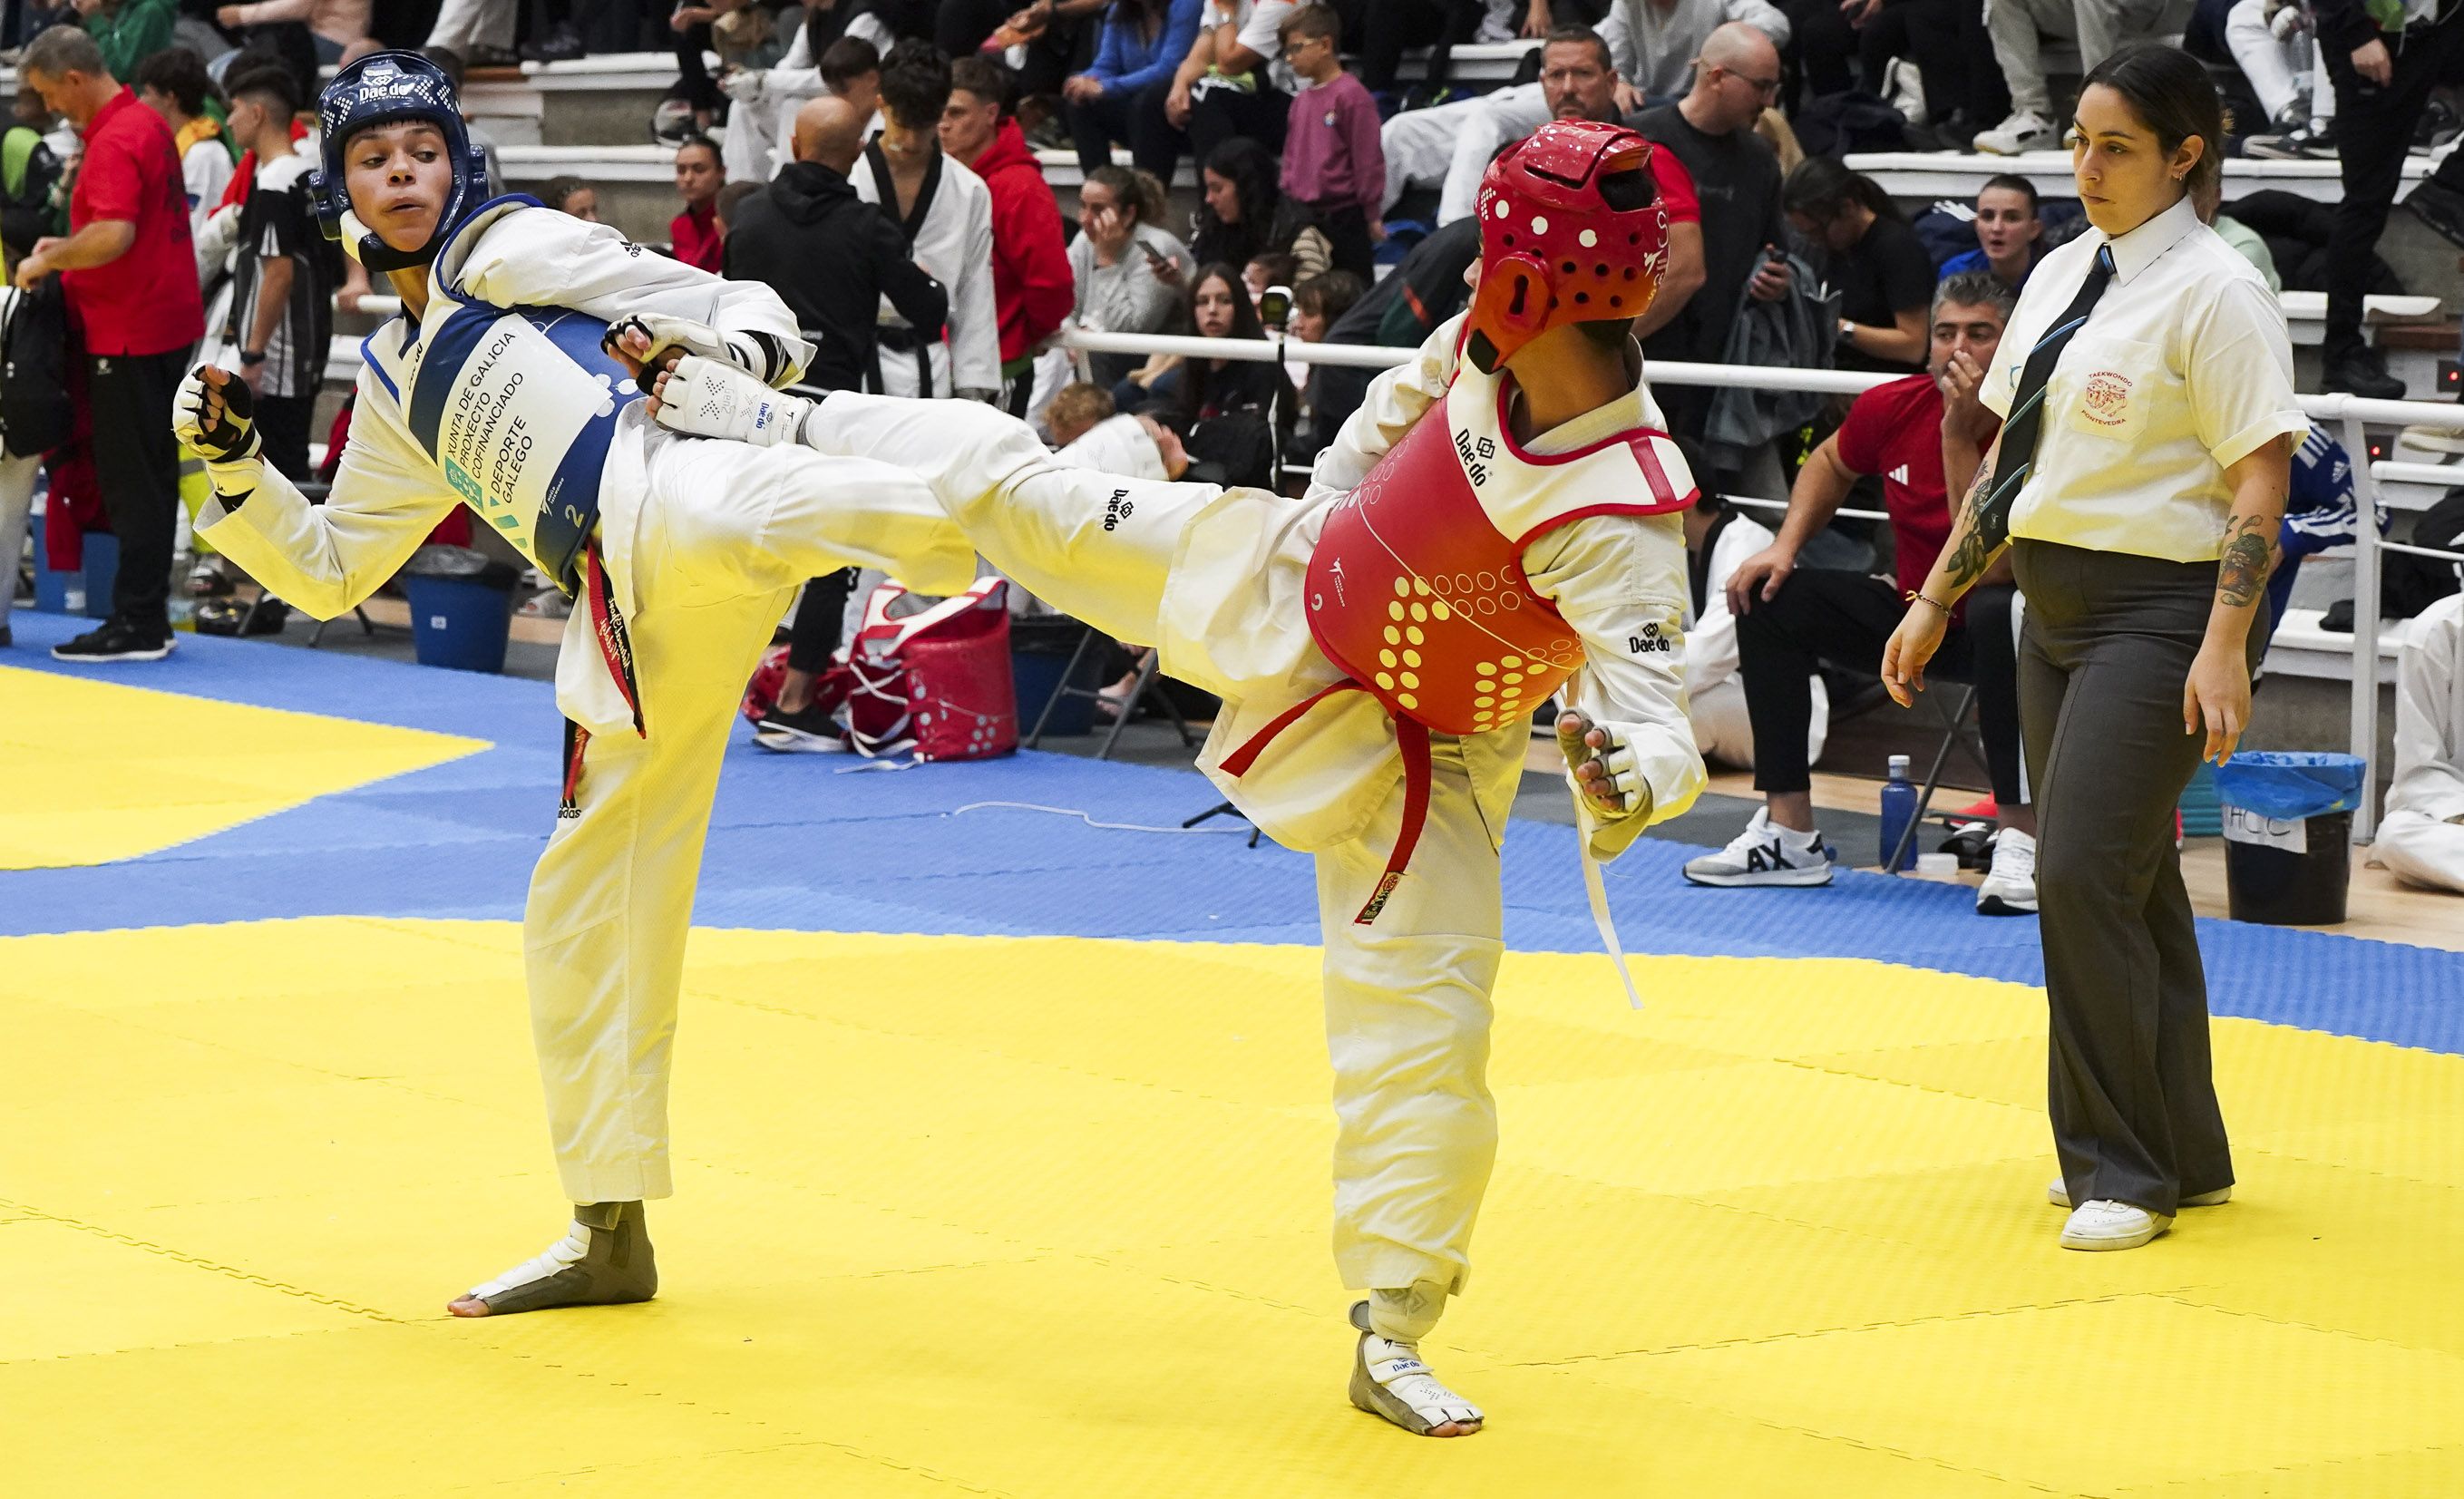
[720,66,766,102]
[173,365,260,469]
[603,313,790,387]
[193,202,241,282]
[652,354,814,447]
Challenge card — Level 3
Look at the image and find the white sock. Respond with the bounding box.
[1368,1281,1447,1344]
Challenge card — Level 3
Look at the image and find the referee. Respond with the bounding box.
[1881,45,2310,1252]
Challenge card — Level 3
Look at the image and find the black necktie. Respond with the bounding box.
[1973,243,2116,549]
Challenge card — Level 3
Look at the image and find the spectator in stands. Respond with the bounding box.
[1042,377,1116,446]
[1633,21,1790,442]
[133,46,232,236]
[946,0,1114,104]
[729,91,950,394]
[1116,261,1293,438]
[1062,0,1204,177]
[1600,0,1789,112]
[738,98,953,749]
[1070,162,1191,385]
[1190,135,1332,280]
[2374,593,2464,893]
[2228,0,2335,149]
[2192,170,2280,291]
[1164,0,1298,172]
[73,0,173,80]
[1,89,67,268]
[668,0,745,133]
[1243,248,1297,299]
[540,174,602,223]
[721,33,880,183]
[521,0,586,63]
[213,60,323,482]
[1283,266,1359,466]
[1974,0,2197,155]
[852,40,1001,400]
[1424,25,1629,226]
[422,0,519,68]
[1687,271,2033,910]
[15,24,202,662]
[1273,4,1380,279]
[1783,156,1932,373]
[1352,0,1492,97]
[1681,487,1830,771]
[942,54,1076,415]
[668,133,726,270]
[1940,172,2044,289]
[209,0,375,64]
[1047,381,1193,479]
[2313,0,2463,397]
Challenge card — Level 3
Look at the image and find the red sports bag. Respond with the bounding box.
[741,578,1018,762]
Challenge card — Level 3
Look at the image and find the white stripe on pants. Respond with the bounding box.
[806,392,1508,1295]
[524,430,977,1205]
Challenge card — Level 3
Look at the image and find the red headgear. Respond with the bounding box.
[1464,120,1670,373]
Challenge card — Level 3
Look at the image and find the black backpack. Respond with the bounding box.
[0,277,73,459]
[0,122,62,261]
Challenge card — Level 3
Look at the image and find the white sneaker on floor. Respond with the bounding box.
[2049,1180,2230,1210]
[2060,1200,2172,1251]
[1682,808,1835,888]
[1973,111,2056,154]
[1977,828,2037,915]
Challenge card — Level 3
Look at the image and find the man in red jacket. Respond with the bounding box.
[17,24,205,661]
[941,56,1074,416]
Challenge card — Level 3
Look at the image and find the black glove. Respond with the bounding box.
[174,365,261,465]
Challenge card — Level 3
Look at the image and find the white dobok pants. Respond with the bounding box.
[2373,812,2464,893]
[807,393,1506,1295]
[527,429,972,1205]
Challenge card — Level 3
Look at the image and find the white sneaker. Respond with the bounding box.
[1977,828,2037,915]
[1682,808,1835,888]
[2060,1200,2172,1251]
[1973,111,2056,155]
[2049,1180,2230,1210]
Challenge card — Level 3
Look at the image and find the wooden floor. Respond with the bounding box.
[1525,741,2464,955]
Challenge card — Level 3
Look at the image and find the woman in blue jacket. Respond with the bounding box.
[1062,0,1204,177]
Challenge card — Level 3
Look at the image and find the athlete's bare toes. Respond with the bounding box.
[447,1294,493,1317]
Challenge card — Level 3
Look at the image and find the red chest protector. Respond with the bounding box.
[1221,352,1695,922]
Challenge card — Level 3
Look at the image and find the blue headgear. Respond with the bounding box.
[309,51,492,274]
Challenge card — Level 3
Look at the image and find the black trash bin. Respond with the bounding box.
[2216,753,2368,927]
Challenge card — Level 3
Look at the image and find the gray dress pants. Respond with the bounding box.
[2012,540,2264,1217]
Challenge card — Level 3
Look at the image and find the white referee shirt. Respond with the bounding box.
[1981,192,2310,564]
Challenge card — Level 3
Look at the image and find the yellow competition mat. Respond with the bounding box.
[6,918,2462,1496]
[0,667,487,870]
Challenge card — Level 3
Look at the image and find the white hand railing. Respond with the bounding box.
[1060,326,2464,841]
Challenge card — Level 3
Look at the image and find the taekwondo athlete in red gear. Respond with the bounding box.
[171,52,979,1319]
[647,120,1708,1437]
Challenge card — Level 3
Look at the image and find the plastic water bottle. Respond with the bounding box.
[1879,754,1918,872]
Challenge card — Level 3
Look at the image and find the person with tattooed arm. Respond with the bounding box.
[1879,46,2307,1256]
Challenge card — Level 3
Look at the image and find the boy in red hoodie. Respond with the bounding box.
[941,55,1074,414]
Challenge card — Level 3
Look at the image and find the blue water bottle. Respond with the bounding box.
[1878,753,1918,871]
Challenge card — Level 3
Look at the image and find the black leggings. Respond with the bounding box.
[1735,566,2027,805]
[1351,0,1486,92]
[785,568,859,674]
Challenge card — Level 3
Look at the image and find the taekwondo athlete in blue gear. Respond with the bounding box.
[172,51,980,1319]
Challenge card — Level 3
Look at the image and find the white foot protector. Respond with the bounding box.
[1348,1301,1485,1436]
[459,1201,657,1315]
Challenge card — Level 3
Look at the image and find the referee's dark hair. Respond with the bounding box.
[2080,43,2225,199]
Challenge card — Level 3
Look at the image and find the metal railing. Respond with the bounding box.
[1058,326,2464,842]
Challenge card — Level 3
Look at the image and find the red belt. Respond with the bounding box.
[1218,682,1433,926]
[559,540,646,818]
